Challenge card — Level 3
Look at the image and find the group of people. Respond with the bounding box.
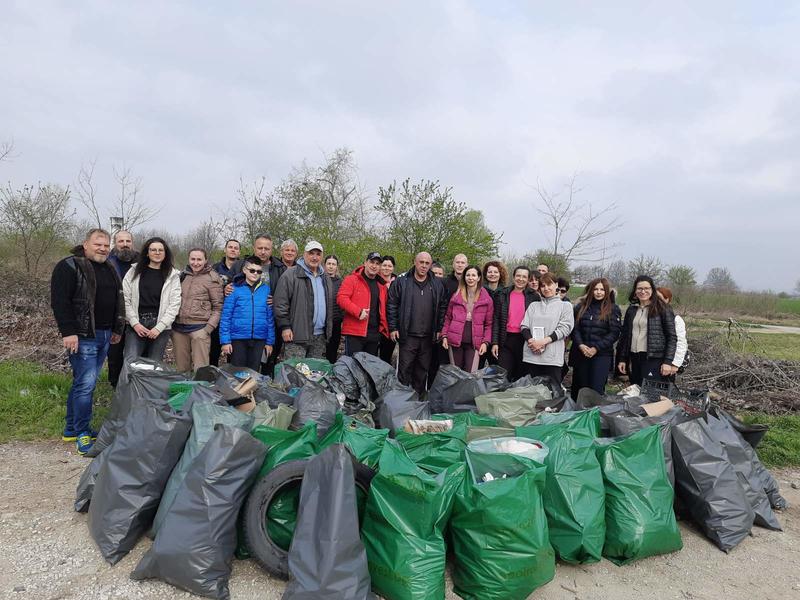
[51,228,687,455]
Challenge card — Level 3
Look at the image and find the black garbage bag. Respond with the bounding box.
[510,375,569,408]
[672,418,755,552]
[606,407,689,486]
[256,384,295,409]
[74,450,106,512]
[87,398,192,564]
[428,365,509,414]
[375,384,430,432]
[282,445,375,600]
[709,405,769,449]
[332,356,373,406]
[291,381,340,436]
[132,425,266,600]
[194,364,262,405]
[88,358,184,457]
[353,351,398,398]
[709,407,787,509]
[706,414,782,530]
[274,363,310,390]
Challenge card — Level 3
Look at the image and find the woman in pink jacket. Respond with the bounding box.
[441,265,494,373]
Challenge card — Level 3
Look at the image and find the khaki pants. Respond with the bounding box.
[171,328,212,373]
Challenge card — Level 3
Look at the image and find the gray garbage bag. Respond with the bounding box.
[74,450,106,512]
[282,445,375,600]
[511,375,569,408]
[132,426,266,600]
[475,385,554,427]
[708,406,769,449]
[706,414,782,530]
[332,356,373,406]
[708,407,787,510]
[353,351,398,398]
[291,381,340,436]
[607,407,689,486]
[87,398,192,564]
[151,402,254,537]
[251,402,296,429]
[256,384,296,409]
[88,358,184,457]
[428,365,509,414]
[375,384,430,432]
[672,418,755,552]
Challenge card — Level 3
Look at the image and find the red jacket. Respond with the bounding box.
[337,266,389,338]
[441,287,494,349]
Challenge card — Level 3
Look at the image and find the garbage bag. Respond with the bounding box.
[152,402,254,537]
[709,406,769,449]
[252,402,296,429]
[709,407,787,510]
[465,426,516,442]
[362,441,463,600]
[672,418,755,551]
[256,384,296,409]
[87,397,192,564]
[450,450,554,600]
[291,381,340,436]
[131,425,265,600]
[317,413,388,470]
[396,421,468,474]
[353,351,398,398]
[517,409,606,564]
[595,425,682,565]
[606,407,688,486]
[276,357,334,383]
[706,414,782,530]
[273,362,311,389]
[374,383,427,431]
[74,450,106,512]
[282,445,375,600]
[511,375,570,406]
[88,358,184,457]
[332,355,375,411]
[432,412,498,427]
[252,423,318,479]
[427,365,509,414]
[475,385,555,426]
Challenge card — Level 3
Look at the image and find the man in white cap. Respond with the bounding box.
[273,240,334,359]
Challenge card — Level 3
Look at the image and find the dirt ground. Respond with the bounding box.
[1,441,799,600]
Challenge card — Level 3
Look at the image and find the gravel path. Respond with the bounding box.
[2,441,800,600]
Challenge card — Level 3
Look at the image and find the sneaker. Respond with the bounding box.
[76,432,94,456]
[63,429,97,443]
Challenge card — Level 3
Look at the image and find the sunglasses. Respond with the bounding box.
[558,288,567,293]
[246,268,263,275]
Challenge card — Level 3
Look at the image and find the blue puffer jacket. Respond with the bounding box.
[219,280,275,345]
[571,300,622,356]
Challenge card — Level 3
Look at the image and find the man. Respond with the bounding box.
[280,239,298,268]
[537,264,549,276]
[337,251,389,357]
[444,253,468,297]
[106,229,138,387]
[387,252,448,393]
[431,262,445,278]
[51,229,125,455]
[273,240,334,359]
[212,238,241,285]
[557,277,571,302]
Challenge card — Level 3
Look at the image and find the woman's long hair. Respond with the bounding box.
[134,237,174,281]
[627,274,667,316]
[577,277,614,321]
[458,265,483,302]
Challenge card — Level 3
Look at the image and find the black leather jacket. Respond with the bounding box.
[491,286,540,346]
[617,302,677,363]
[386,269,448,343]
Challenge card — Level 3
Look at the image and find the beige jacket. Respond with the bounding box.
[175,265,224,332]
[122,265,182,333]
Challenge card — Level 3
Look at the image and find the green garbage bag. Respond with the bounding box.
[474,385,553,426]
[595,425,682,565]
[431,412,498,427]
[275,357,333,383]
[517,408,606,564]
[466,426,516,442]
[450,449,554,600]
[362,441,463,600]
[317,412,389,469]
[395,422,468,474]
[250,402,295,430]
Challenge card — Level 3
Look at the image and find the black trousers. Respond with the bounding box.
[209,328,222,367]
[398,335,434,394]
[524,363,564,385]
[326,320,342,363]
[571,354,613,399]
[379,336,396,366]
[231,339,266,372]
[344,335,380,357]
[497,332,525,381]
[629,352,665,386]
[106,328,126,388]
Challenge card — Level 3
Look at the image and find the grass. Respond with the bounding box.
[777,297,800,315]
[0,361,113,443]
[739,412,800,469]
[723,332,800,362]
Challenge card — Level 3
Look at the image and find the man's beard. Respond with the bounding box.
[115,248,137,262]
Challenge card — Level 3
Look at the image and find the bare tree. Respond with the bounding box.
[0,139,14,162]
[627,254,665,283]
[533,174,622,264]
[0,183,75,275]
[183,213,241,254]
[75,161,159,231]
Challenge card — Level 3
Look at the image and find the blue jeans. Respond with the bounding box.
[66,329,112,434]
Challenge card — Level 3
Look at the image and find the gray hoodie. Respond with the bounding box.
[520,295,574,366]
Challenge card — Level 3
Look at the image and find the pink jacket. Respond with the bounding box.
[441,287,494,349]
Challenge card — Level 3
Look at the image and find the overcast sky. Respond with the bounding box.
[2,1,798,291]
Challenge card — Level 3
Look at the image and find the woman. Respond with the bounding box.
[569,277,622,398]
[520,273,574,383]
[122,237,182,363]
[528,273,540,294]
[617,275,678,385]
[324,254,343,363]
[491,266,539,380]
[482,260,508,297]
[171,248,224,373]
[219,255,275,371]
[441,266,493,373]
[657,287,688,379]
[378,255,397,365]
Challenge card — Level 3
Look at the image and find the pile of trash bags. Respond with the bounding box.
[75,356,786,600]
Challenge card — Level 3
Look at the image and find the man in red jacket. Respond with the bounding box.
[337,252,389,357]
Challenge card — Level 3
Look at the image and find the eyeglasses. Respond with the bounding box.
[636,287,652,292]
[557,288,567,293]
[149,248,164,253]
[246,268,263,275]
